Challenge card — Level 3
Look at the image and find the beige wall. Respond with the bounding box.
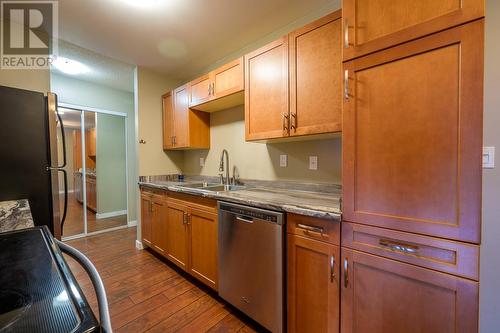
[136,67,183,175]
[480,1,500,331]
[0,69,50,93]
[184,107,341,183]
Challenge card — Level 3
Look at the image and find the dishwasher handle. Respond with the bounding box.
[56,240,112,333]
[236,215,254,224]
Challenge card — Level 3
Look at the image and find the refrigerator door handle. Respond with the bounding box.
[47,93,66,168]
[59,168,68,232]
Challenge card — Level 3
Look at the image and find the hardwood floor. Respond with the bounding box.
[64,227,266,332]
[62,192,127,237]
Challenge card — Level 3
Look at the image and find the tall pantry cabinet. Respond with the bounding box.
[341,1,484,332]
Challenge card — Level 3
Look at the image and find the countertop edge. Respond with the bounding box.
[138,182,341,221]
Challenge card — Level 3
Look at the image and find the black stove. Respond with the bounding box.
[0,227,99,332]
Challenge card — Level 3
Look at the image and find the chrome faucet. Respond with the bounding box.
[219,149,230,185]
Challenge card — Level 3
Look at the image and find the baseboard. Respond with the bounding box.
[127,220,137,227]
[135,240,144,250]
[96,210,127,219]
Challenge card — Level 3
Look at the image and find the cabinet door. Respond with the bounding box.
[151,198,168,256]
[343,0,484,60]
[343,21,483,243]
[87,127,96,157]
[173,85,190,148]
[341,248,479,333]
[140,194,152,247]
[187,207,218,290]
[245,37,289,140]
[212,57,244,99]
[189,74,211,107]
[289,11,342,136]
[165,200,189,270]
[162,92,174,149]
[288,234,340,333]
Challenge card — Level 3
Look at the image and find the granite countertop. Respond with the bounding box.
[0,199,35,232]
[139,177,341,221]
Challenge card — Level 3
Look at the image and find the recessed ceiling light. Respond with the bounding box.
[122,0,160,8]
[51,57,90,75]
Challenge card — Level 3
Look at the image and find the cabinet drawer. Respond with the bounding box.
[287,214,340,245]
[167,191,217,212]
[342,222,479,281]
[140,187,167,198]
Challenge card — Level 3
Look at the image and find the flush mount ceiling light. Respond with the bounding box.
[51,57,90,75]
[121,0,161,8]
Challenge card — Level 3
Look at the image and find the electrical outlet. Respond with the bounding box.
[483,147,495,168]
[199,157,205,167]
[280,154,288,167]
[309,156,318,170]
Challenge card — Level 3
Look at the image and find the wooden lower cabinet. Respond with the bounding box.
[340,248,479,333]
[288,234,340,333]
[165,200,190,270]
[151,197,168,256]
[140,193,153,247]
[139,189,218,290]
[188,207,218,290]
[86,177,97,212]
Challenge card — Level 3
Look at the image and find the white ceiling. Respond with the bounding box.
[57,0,339,82]
[52,40,135,92]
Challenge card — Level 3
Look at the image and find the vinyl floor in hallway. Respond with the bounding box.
[64,227,265,332]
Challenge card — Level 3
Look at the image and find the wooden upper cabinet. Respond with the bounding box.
[162,92,174,150]
[288,234,340,333]
[140,193,152,247]
[87,127,96,157]
[245,37,289,141]
[343,0,484,60]
[173,85,190,148]
[188,57,244,112]
[343,21,484,243]
[163,85,210,150]
[289,10,342,136]
[212,57,244,99]
[189,74,212,107]
[165,199,189,270]
[187,207,218,290]
[341,248,479,333]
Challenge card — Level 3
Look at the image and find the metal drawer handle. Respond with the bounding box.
[282,113,290,132]
[297,223,324,235]
[379,239,419,254]
[344,18,349,48]
[344,70,350,101]
[330,255,336,283]
[344,258,348,288]
[291,113,297,131]
[236,216,254,224]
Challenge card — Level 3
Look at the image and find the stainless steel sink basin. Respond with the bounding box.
[178,182,219,189]
[176,183,246,193]
[203,184,246,192]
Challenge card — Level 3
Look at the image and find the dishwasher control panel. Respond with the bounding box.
[219,203,282,224]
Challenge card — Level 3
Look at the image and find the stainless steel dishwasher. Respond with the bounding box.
[218,201,284,333]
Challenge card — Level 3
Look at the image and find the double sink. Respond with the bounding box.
[176,182,246,194]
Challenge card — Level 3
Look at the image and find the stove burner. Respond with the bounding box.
[0,290,32,331]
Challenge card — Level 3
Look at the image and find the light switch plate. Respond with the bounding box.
[483,147,495,168]
[309,156,318,170]
[280,155,288,167]
[199,157,205,167]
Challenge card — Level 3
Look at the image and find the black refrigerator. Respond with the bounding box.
[0,85,67,239]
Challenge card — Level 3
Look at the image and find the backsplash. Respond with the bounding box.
[183,106,342,184]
